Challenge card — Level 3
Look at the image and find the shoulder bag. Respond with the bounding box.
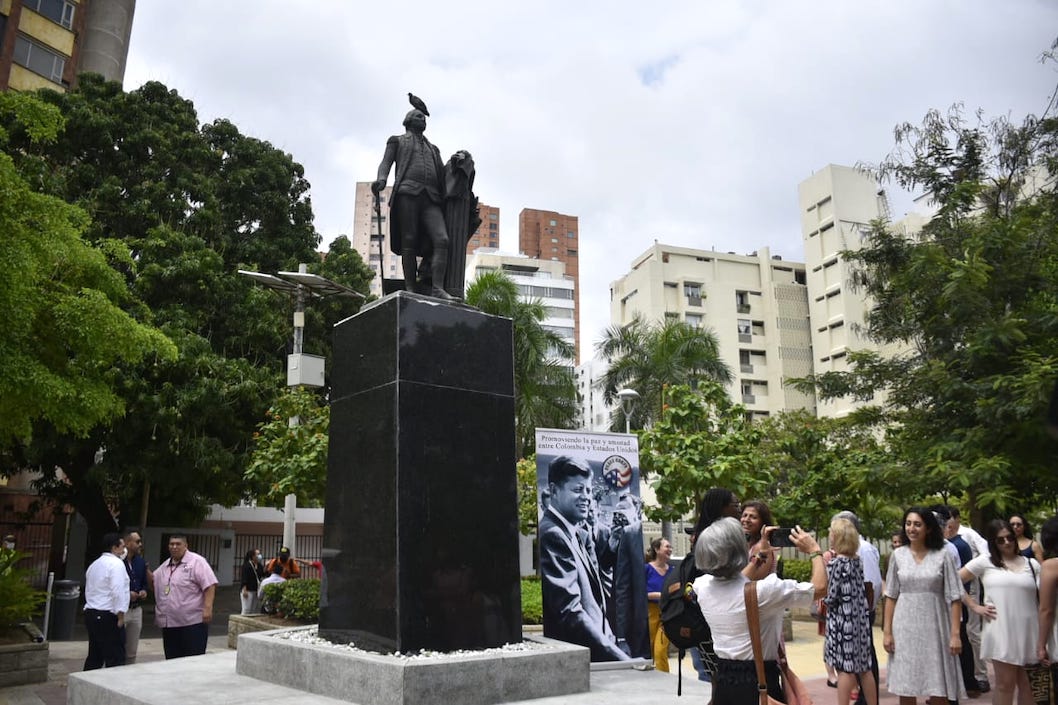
[745,581,813,705]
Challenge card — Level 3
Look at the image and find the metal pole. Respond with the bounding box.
[292,263,306,355]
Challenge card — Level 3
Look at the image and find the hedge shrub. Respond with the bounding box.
[259,577,545,625]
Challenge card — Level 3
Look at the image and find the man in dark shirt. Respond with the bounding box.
[372,108,455,301]
[122,529,151,664]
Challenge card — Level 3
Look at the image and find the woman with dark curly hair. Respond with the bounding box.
[1008,514,1044,563]
[883,507,964,705]
[960,519,1039,705]
[741,500,777,579]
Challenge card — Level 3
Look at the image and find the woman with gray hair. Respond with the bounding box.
[693,517,827,704]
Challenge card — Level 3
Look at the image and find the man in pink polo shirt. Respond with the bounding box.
[153,533,218,659]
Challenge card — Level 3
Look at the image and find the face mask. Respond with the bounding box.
[120,548,128,560]
[2,542,14,550]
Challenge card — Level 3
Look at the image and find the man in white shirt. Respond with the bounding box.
[258,563,287,601]
[834,511,881,705]
[83,532,130,669]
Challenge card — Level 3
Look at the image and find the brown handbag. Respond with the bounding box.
[745,582,814,705]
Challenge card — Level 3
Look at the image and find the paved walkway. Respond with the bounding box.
[0,589,980,705]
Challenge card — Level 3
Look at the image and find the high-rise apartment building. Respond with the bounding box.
[609,244,815,419]
[519,208,580,363]
[0,0,135,92]
[798,164,890,418]
[464,250,576,365]
[575,357,612,432]
[469,203,499,252]
[351,182,400,298]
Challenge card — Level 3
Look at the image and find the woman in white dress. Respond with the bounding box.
[961,519,1040,705]
[1036,518,1058,670]
[883,507,964,705]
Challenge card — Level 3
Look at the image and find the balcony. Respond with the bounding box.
[736,303,751,314]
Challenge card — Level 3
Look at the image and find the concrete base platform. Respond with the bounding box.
[236,628,590,705]
[68,645,711,705]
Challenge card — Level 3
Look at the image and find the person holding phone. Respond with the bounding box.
[742,500,777,579]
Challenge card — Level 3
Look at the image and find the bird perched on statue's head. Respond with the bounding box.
[408,92,430,116]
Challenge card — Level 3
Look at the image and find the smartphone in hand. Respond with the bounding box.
[770,527,795,548]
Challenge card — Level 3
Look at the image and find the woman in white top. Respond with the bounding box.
[960,519,1040,705]
[1037,517,1058,666]
[694,517,826,704]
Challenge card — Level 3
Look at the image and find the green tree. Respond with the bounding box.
[0,77,369,554]
[598,315,732,430]
[244,387,330,507]
[638,382,765,522]
[465,270,578,458]
[0,91,175,446]
[756,410,900,536]
[801,100,1058,520]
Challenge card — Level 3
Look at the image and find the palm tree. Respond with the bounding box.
[598,314,732,430]
[465,270,578,457]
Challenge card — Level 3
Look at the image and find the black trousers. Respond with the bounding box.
[161,622,209,659]
[83,609,125,669]
[393,191,448,253]
[715,657,783,705]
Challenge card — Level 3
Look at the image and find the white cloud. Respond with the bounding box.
[125,0,1058,356]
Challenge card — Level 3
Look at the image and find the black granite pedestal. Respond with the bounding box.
[319,291,522,653]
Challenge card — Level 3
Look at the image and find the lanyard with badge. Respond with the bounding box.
[165,561,182,595]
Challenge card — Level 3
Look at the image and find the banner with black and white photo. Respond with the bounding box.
[535,429,649,662]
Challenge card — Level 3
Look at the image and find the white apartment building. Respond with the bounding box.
[575,357,613,432]
[609,244,815,419]
[798,164,903,418]
[351,182,402,298]
[464,251,576,365]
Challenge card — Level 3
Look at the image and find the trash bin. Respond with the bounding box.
[48,579,81,641]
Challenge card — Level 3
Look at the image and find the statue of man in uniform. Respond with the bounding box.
[371,108,456,301]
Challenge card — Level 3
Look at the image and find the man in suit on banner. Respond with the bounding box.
[539,456,630,661]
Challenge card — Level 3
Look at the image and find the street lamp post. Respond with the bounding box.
[238,264,365,550]
[616,388,640,434]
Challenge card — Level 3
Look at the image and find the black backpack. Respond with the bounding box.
[659,553,711,694]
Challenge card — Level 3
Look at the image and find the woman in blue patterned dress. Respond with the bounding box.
[824,517,877,705]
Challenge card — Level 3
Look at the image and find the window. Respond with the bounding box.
[737,319,751,336]
[567,249,577,256]
[684,283,701,298]
[739,350,752,373]
[567,231,576,239]
[685,313,702,327]
[549,219,557,226]
[489,213,498,220]
[25,0,75,29]
[735,291,750,313]
[489,223,497,231]
[13,36,66,84]
[551,237,559,243]
[794,270,806,285]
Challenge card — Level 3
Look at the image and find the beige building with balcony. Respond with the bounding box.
[609,244,815,419]
[797,164,924,418]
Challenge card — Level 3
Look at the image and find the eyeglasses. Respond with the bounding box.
[995,535,1016,544]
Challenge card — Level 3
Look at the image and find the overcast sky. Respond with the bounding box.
[124,1,1058,359]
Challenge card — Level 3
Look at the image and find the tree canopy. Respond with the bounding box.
[0,77,371,553]
[801,100,1058,520]
[598,315,731,430]
[0,91,175,446]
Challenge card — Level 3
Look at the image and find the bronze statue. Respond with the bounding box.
[372,104,456,301]
[443,150,481,299]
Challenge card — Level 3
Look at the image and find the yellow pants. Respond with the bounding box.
[647,602,670,672]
